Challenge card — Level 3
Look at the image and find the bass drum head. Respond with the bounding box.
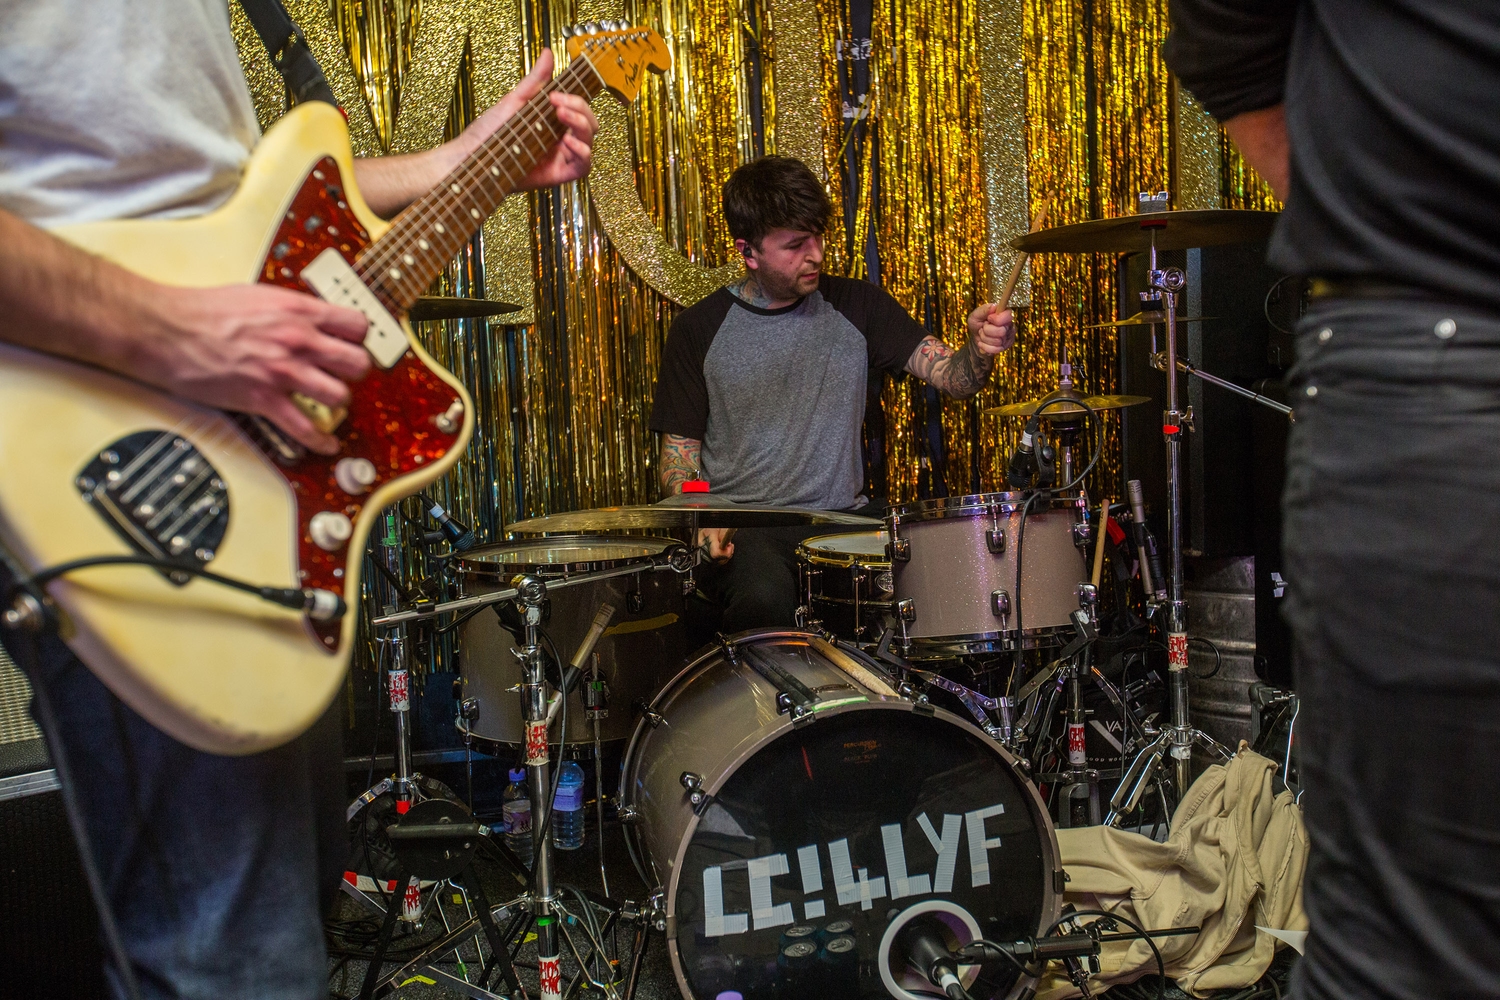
[666,708,1056,1000]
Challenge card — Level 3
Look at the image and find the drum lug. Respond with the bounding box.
[681,771,715,815]
[1072,521,1092,547]
[896,598,917,623]
[617,805,641,824]
[985,529,1007,554]
[911,693,935,716]
[888,537,911,562]
[634,699,667,729]
[1054,869,1069,893]
[990,589,1011,622]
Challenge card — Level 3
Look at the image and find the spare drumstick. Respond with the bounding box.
[1091,499,1111,589]
[997,203,1049,311]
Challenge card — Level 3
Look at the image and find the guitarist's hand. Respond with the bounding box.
[146,283,370,455]
[461,49,598,190]
[355,49,599,218]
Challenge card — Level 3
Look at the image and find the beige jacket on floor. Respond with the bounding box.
[1036,749,1308,998]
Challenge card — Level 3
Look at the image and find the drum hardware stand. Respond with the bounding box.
[585,650,612,898]
[1149,352,1295,421]
[1102,230,1232,825]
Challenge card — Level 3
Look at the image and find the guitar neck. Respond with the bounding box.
[355,56,603,310]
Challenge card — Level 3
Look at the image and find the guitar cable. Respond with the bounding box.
[5,554,347,621]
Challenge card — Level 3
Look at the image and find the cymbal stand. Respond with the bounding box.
[585,651,611,898]
[1105,233,1231,827]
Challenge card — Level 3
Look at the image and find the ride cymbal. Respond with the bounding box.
[1084,311,1216,330]
[1011,209,1277,254]
[506,494,881,534]
[984,394,1152,418]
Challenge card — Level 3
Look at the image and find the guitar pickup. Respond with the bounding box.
[300,248,410,369]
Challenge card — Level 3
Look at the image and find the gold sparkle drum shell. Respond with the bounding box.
[619,629,1060,1000]
[887,492,1089,655]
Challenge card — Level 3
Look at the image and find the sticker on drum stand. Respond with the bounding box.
[388,669,410,712]
[1168,632,1189,671]
[525,720,549,765]
[539,955,561,1000]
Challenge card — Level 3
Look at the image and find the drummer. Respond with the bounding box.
[649,156,1017,635]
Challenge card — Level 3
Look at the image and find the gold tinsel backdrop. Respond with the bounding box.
[229,0,1278,678]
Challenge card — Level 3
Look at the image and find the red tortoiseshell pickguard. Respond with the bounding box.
[255,157,462,651]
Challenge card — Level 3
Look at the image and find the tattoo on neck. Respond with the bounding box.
[729,275,779,308]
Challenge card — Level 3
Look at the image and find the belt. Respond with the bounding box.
[1306,277,1440,302]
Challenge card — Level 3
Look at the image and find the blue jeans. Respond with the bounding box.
[12,617,345,1000]
[1284,297,1500,1000]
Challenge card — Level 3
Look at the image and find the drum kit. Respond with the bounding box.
[348,203,1291,1000]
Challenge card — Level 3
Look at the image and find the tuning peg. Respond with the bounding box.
[561,24,574,37]
[585,21,600,34]
[608,19,626,29]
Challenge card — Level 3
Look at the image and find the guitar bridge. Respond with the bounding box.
[75,431,230,584]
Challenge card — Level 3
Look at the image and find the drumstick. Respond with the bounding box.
[997,203,1049,311]
[1091,499,1111,590]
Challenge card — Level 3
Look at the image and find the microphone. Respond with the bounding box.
[418,493,476,551]
[897,918,971,1000]
[562,602,616,697]
[1007,414,1043,488]
[1126,480,1166,602]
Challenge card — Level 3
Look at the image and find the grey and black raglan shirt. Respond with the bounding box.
[649,275,928,510]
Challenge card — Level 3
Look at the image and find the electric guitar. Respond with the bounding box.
[0,25,668,755]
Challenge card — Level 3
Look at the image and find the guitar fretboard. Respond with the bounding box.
[355,56,603,309]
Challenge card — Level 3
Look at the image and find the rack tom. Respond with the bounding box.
[887,492,1089,655]
[455,536,688,751]
[795,529,892,642]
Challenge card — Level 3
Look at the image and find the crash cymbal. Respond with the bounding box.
[1084,311,1216,330]
[408,296,524,322]
[506,494,882,534]
[985,394,1152,419]
[1011,209,1277,254]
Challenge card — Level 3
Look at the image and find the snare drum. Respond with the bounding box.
[795,530,892,642]
[455,536,688,750]
[887,492,1088,655]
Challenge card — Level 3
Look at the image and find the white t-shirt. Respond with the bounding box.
[0,0,260,227]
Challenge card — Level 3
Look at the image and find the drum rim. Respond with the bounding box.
[887,490,1086,523]
[904,623,1074,654]
[795,529,890,567]
[617,629,1062,998]
[454,533,678,576]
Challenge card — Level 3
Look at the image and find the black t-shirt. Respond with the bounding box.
[1165,1,1500,310]
[649,275,928,508]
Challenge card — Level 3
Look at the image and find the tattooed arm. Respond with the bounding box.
[659,433,703,494]
[905,303,1016,398]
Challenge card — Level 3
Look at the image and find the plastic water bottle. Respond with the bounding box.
[501,769,534,867]
[552,761,586,850]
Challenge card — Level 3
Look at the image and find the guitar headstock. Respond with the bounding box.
[563,22,671,103]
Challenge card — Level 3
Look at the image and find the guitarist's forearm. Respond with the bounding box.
[0,208,162,375]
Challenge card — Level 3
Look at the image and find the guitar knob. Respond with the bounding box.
[309,511,353,551]
[334,457,378,495]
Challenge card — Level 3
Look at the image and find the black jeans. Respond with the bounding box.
[1284,298,1500,1000]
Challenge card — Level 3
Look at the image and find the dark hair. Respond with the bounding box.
[722,156,831,248]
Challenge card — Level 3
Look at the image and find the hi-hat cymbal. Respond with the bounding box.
[1012,209,1277,254]
[985,394,1152,419]
[408,296,524,322]
[1085,311,1216,330]
[506,494,881,534]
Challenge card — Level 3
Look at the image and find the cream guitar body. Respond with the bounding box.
[0,24,669,755]
[0,102,473,754]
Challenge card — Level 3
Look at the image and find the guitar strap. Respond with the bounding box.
[236,0,341,109]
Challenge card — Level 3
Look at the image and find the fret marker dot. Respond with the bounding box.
[511,144,521,155]
[418,239,430,250]
[470,207,482,219]
[450,183,462,194]
[535,122,544,132]
[491,165,501,176]
[402,254,415,266]
[435,223,445,233]
[389,268,402,280]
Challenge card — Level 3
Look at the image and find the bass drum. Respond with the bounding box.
[619,630,1060,1000]
[456,536,688,750]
